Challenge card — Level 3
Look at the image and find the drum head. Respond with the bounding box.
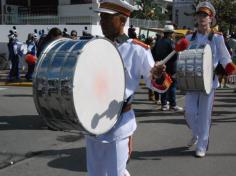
[73,38,125,135]
[203,44,213,94]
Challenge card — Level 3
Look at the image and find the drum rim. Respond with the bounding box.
[203,44,213,94]
[72,37,126,135]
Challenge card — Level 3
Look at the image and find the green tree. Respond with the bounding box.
[131,0,168,21]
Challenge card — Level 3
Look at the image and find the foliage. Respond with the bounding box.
[131,0,168,21]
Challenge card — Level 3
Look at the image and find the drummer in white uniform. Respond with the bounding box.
[185,1,236,157]
[86,0,165,175]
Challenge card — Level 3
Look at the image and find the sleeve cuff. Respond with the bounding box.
[225,63,236,75]
[151,74,173,93]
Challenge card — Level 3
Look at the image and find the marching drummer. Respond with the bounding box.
[184,1,236,157]
[86,0,165,175]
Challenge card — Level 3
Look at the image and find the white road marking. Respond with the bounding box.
[0,87,7,91]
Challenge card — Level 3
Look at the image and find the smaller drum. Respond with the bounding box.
[176,44,213,94]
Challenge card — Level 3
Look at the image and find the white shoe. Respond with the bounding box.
[155,100,161,105]
[195,149,206,158]
[124,169,131,176]
[170,105,184,112]
[161,105,169,111]
[187,136,198,147]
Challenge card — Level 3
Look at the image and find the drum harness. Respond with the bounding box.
[121,95,132,113]
[190,30,220,80]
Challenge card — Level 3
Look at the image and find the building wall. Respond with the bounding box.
[58,4,98,17]
[172,0,195,29]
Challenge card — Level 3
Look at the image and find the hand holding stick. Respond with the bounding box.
[151,38,190,79]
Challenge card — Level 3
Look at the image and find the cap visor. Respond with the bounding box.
[94,8,118,14]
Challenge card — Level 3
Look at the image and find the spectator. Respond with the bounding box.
[150,33,162,104]
[80,27,93,40]
[70,30,78,40]
[143,36,160,104]
[7,30,20,81]
[63,28,70,38]
[25,33,37,81]
[217,33,233,88]
[128,25,137,39]
[37,27,62,58]
[152,24,183,111]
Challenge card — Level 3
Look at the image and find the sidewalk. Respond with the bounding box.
[0,69,32,87]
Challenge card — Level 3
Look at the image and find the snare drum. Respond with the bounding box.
[33,37,126,135]
[176,44,213,94]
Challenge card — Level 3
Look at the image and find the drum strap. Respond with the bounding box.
[190,30,214,42]
[122,95,132,113]
[190,30,216,80]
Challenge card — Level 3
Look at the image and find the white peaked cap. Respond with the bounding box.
[196,1,216,17]
[95,0,138,17]
[163,25,175,32]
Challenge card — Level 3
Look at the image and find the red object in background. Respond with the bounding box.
[25,54,37,65]
[175,38,190,52]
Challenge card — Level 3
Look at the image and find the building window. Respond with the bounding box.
[71,0,92,4]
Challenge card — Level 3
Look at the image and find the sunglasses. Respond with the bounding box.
[196,12,209,17]
[71,34,77,36]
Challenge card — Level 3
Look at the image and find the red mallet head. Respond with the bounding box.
[25,54,37,65]
[175,38,190,52]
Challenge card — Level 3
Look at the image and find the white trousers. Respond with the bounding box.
[185,90,215,151]
[86,136,129,176]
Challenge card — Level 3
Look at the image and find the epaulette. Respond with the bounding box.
[213,31,223,35]
[132,39,150,49]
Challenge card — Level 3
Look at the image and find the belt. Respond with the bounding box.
[122,103,132,113]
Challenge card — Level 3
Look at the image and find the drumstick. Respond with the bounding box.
[156,37,190,66]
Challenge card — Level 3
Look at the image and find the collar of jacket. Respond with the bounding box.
[115,34,129,44]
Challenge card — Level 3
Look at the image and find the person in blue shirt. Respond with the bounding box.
[25,33,37,81]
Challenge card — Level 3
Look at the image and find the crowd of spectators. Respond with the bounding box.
[6,26,92,82]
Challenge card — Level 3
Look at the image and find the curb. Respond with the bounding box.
[0,82,32,87]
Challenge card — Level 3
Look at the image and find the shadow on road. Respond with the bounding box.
[3,94,33,97]
[0,115,46,130]
[132,147,193,160]
[43,147,87,172]
[138,118,187,125]
[132,146,236,161]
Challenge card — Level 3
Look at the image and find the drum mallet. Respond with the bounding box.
[156,37,190,66]
[151,38,190,93]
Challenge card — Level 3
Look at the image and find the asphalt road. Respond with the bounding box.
[0,85,236,176]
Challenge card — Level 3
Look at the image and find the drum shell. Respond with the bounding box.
[33,38,84,131]
[176,44,213,94]
[33,38,125,135]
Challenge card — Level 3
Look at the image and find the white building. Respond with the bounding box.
[172,0,195,29]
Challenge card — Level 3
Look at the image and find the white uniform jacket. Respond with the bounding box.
[87,36,155,143]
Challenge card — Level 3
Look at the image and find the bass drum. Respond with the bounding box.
[33,37,126,135]
[176,44,213,94]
